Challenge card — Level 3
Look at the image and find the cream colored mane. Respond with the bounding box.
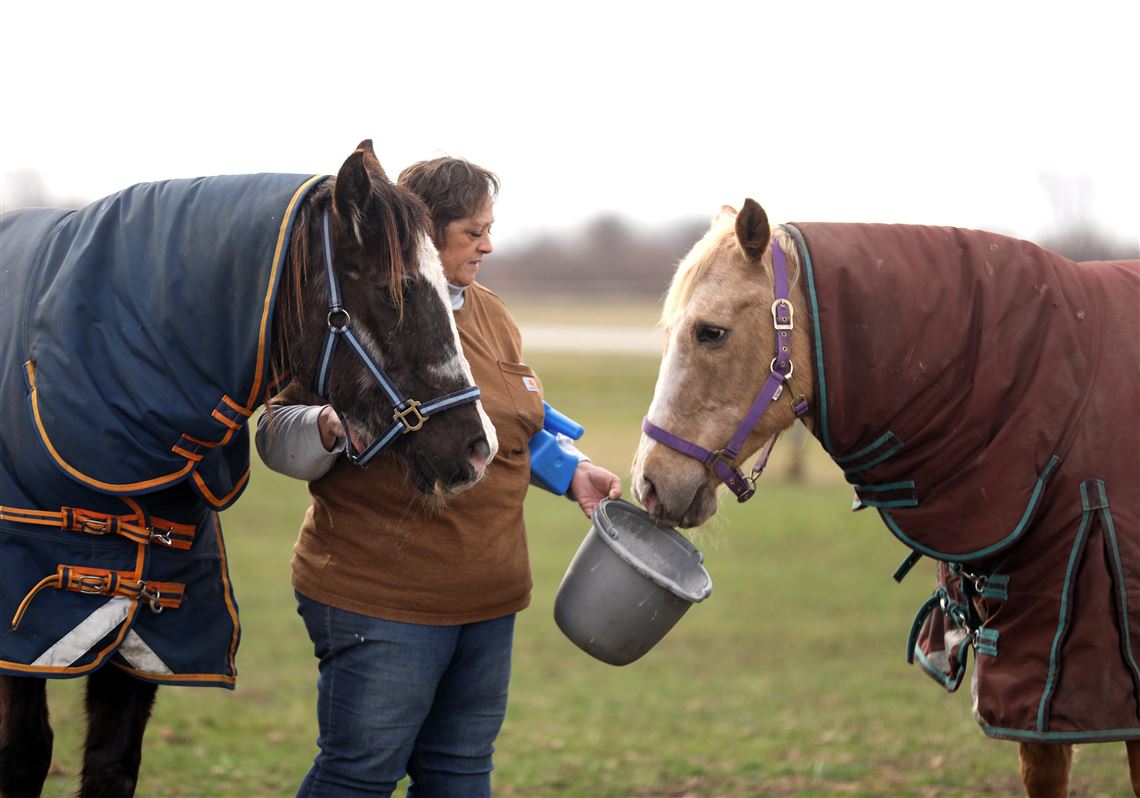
[660,210,738,328]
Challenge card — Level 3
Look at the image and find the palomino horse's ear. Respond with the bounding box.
[734,198,770,262]
[333,140,391,226]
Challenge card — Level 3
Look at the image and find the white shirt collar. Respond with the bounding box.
[448,282,466,310]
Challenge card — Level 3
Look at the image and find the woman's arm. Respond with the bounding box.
[255,404,343,481]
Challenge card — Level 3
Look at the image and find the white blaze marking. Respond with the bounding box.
[415,236,498,458]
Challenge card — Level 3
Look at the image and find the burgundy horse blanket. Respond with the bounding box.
[787,222,1140,743]
[0,173,324,687]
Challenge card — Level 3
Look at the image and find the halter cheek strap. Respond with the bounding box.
[642,235,809,501]
[312,208,481,466]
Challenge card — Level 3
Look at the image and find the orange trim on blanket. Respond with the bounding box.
[111,661,237,687]
[24,361,196,493]
[191,469,250,509]
[242,174,325,410]
[0,601,141,677]
[171,445,206,462]
[220,395,252,417]
[0,505,196,551]
[210,407,244,431]
[211,513,242,679]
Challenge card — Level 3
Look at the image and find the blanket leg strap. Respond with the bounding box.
[10,565,185,631]
[0,505,196,550]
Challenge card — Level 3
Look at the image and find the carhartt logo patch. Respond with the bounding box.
[522,376,540,392]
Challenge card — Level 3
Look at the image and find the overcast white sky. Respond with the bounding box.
[2,1,1137,249]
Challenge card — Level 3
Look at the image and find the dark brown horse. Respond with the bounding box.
[0,141,495,797]
[633,200,1139,798]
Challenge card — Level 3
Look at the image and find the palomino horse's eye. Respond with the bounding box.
[694,324,730,346]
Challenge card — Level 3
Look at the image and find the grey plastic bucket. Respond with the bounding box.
[554,498,712,666]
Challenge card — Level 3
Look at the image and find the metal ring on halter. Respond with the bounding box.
[769,358,794,378]
[327,307,351,329]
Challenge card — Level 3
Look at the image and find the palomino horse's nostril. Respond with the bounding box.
[640,477,660,516]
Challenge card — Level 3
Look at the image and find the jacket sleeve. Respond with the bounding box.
[255,403,343,481]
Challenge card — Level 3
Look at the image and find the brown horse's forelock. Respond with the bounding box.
[266,179,434,404]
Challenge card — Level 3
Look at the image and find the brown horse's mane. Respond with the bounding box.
[264,176,432,405]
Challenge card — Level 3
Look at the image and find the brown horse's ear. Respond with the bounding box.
[734,198,770,262]
[354,139,389,181]
[333,141,390,226]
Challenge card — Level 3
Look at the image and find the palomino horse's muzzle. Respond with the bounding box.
[642,237,809,501]
[312,209,481,466]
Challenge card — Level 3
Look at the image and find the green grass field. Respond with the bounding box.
[37,350,1132,797]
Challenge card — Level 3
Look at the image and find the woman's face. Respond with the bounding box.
[438,197,494,288]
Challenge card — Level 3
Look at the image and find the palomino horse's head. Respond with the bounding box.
[632,199,813,527]
[274,140,497,495]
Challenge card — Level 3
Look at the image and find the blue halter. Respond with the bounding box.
[313,209,481,465]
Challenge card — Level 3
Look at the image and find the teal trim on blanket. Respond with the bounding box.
[979,574,1009,600]
[880,454,1062,562]
[834,431,897,465]
[853,479,917,508]
[1098,481,1140,711]
[980,725,1140,743]
[912,641,967,690]
[842,435,905,478]
[1036,481,1095,732]
[785,224,832,454]
[975,627,999,657]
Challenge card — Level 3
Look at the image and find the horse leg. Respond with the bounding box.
[79,666,157,798]
[1019,741,1072,798]
[0,674,53,798]
[1127,739,1140,797]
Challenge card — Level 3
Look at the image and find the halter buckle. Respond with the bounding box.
[393,399,426,433]
[708,448,736,470]
[771,298,795,331]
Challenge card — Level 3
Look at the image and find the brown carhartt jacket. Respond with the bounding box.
[290,282,544,624]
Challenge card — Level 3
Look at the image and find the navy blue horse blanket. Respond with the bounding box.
[788,222,1140,743]
[0,173,324,686]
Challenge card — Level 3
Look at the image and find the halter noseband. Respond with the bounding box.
[642,236,809,501]
[313,208,481,466]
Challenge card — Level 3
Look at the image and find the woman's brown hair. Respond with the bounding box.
[397,158,500,248]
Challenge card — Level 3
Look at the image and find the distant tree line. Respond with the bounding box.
[484,214,1139,298]
[5,171,1134,299]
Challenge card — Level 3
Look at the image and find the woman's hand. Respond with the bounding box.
[317,405,345,451]
[568,462,622,518]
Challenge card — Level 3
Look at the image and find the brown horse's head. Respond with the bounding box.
[273,141,496,495]
[631,200,813,527]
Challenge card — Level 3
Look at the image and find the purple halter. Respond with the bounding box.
[642,236,809,502]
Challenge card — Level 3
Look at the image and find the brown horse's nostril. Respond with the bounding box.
[467,435,490,471]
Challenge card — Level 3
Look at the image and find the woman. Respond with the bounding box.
[256,157,622,797]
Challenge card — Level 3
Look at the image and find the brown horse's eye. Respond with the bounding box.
[695,324,730,346]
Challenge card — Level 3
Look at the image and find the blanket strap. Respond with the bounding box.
[0,505,196,550]
[11,565,185,631]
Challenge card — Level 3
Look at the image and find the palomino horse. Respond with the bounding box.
[0,141,497,798]
[632,200,1139,798]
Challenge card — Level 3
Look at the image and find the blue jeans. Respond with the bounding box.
[295,592,515,798]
